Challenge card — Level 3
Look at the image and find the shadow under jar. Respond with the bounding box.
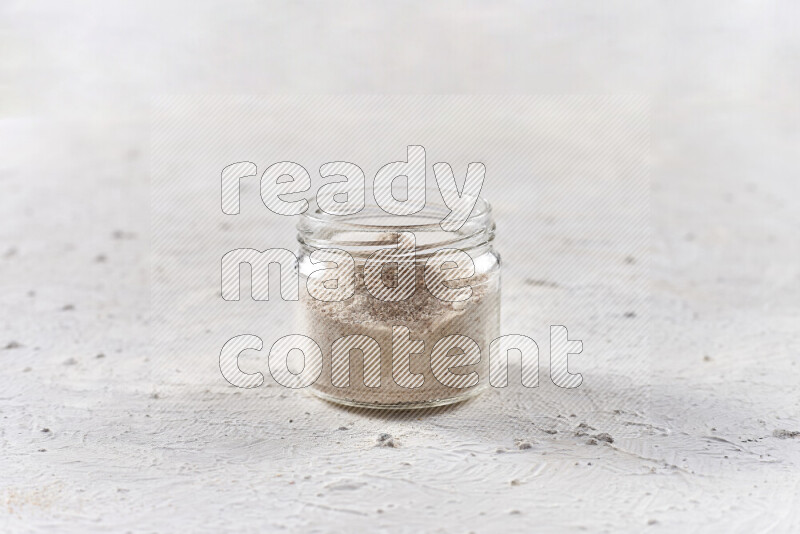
[296,193,500,409]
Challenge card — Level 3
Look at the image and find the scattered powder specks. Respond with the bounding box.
[112,230,137,240]
[594,433,614,444]
[376,433,396,448]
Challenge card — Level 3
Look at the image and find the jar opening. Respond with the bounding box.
[297,188,494,258]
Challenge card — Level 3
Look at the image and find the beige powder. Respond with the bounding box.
[299,264,500,408]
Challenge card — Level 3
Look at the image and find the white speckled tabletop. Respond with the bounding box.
[1,2,799,532]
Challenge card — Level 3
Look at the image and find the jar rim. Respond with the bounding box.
[298,187,492,228]
[296,188,495,256]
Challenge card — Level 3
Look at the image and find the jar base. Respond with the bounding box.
[307,385,488,411]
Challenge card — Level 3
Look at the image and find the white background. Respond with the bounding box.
[1,2,799,532]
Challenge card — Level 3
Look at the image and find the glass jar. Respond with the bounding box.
[296,191,500,409]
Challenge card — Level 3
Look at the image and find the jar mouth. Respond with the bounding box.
[297,188,495,257]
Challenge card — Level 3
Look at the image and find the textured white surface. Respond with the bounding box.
[2,2,800,532]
